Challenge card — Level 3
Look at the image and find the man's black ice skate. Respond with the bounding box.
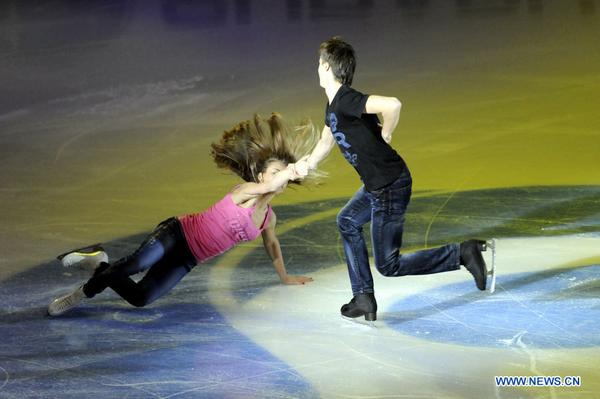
[341,293,377,321]
[460,239,488,290]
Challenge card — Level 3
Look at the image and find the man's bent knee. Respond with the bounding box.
[375,259,408,277]
[336,212,361,235]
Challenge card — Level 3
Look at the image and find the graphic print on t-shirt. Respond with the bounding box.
[329,112,358,167]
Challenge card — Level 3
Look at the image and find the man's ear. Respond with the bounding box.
[257,172,264,183]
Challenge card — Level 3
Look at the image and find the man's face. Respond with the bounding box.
[317,57,329,88]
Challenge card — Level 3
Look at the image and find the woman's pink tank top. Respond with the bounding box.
[178,193,273,263]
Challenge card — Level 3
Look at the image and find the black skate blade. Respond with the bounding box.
[57,243,104,260]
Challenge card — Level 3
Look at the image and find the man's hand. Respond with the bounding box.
[294,155,311,177]
[286,164,304,181]
[294,161,310,177]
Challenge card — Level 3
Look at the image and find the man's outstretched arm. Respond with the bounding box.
[296,125,335,175]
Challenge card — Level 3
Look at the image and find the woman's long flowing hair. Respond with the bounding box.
[211,113,322,184]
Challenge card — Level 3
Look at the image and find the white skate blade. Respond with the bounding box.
[486,238,497,294]
[341,315,378,329]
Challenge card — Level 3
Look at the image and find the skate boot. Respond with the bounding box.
[460,239,488,290]
[48,286,86,316]
[341,293,377,321]
[57,244,108,274]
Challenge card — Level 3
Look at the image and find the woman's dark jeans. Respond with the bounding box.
[337,167,460,295]
[83,218,197,307]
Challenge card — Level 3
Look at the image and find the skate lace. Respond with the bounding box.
[56,291,81,311]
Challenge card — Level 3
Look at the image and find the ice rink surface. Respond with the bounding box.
[1,1,599,398]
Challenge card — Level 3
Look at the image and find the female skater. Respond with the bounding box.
[48,113,318,316]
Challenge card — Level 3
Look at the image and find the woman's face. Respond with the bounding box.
[259,160,288,193]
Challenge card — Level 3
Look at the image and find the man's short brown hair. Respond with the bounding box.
[319,36,356,86]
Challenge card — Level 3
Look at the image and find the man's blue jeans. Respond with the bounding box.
[337,167,460,295]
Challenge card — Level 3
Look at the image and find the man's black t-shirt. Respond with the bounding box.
[325,85,406,192]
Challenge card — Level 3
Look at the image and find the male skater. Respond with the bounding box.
[295,37,491,321]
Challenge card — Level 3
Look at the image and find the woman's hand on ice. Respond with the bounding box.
[281,275,314,285]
